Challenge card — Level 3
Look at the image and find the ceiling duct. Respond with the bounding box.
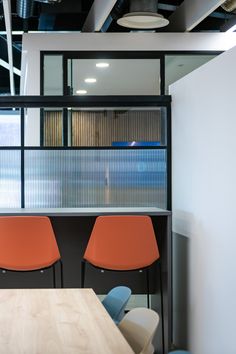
[16,0,34,18]
[34,0,61,4]
[221,0,236,12]
[117,0,169,29]
[16,0,61,18]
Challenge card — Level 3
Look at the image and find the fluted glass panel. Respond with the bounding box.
[0,150,21,207]
[0,111,20,146]
[25,149,167,208]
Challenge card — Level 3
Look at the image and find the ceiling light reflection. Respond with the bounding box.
[96,62,109,68]
[76,90,87,95]
[85,78,97,83]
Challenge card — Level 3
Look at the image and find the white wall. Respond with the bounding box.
[171,45,236,354]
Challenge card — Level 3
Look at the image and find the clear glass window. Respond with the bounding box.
[43,55,63,95]
[68,58,160,95]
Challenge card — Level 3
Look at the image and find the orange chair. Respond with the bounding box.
[81,215,160,308]
[0,216,63,287]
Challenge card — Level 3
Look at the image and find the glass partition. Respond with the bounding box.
[25,149,167,208]
[43,55,63,95]
[0,110,20,146]
[71,107,166,146]
[43,109,63,146]
[68,58,161,96]
[0,99,170,210]
[42,51,219,97]
[25,108,41,146]
[41,107,167,147]
[0,150,21,207]
[0,109,21,207]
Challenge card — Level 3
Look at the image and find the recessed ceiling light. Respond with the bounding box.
[76,90,87,95]
[96,62,110,68]
[84,78,97,83]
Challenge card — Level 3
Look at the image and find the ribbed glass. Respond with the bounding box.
[0,150,21,207]
[25,149,167,208]
[0,112,20,146]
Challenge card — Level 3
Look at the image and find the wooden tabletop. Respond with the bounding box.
[0,288,134,354]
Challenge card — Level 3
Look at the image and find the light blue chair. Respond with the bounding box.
[102,286,132,324]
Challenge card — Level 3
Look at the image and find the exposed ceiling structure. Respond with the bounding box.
[0,0,236,94]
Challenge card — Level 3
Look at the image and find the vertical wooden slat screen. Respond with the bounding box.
[72,110,162,146]
[44,111,62,146]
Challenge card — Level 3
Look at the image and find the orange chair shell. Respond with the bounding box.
[0,216,61,271]
[84,215,160,270]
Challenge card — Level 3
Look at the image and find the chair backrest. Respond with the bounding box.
[0,216,61,271]
[102,286,132,324]
[84,215,159,270]
[118,307,160,354]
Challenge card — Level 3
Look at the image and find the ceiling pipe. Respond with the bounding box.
[16,0,34,19]
[16,0,61,19]
[129,0,157,12]
[34,0,61,4]
[117,0,169,29]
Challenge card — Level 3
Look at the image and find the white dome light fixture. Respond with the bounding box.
[117,0,169,29]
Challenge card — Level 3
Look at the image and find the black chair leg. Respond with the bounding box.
[59,260,64,288]
[81,260,86,288]
[159,261,165,354]
[146,267,150,308]
[52,264,56,288]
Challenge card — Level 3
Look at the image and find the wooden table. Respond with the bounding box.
[0,288,134,354]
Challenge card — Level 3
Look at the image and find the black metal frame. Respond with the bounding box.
[0,259,64,288]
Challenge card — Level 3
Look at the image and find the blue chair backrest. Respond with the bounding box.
[102,286,132,324]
